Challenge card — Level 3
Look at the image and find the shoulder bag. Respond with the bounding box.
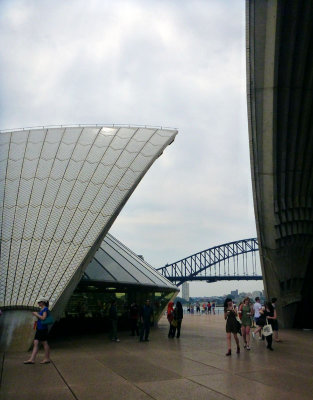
[262,318,273,336]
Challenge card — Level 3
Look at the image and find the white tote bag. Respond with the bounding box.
[262,318,273,336]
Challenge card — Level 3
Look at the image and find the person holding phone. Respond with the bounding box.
[224,298,240,356]
[24,298,51,364]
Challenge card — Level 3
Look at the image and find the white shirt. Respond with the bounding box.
[253,302,262,318]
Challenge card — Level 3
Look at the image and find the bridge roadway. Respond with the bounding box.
[1,314,312,400]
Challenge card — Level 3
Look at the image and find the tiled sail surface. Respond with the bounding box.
[0,126,177,309]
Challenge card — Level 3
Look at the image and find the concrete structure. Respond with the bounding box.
[246,1,313,327]
[182,282,189,301]
[0,125,178,350]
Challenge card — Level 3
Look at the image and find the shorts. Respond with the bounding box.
[272,320,279,331]
[34,329,49,341]
[256,317,265,327]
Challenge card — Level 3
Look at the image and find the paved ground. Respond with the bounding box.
[1,313,313,400]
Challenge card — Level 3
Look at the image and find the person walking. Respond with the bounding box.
[271,298,282,342]
[224,298,240,356]
[24,298,52,364]
[172,301,183,338]
[129,302,139,336]
[167,301,175,338]
[109,300,120,342]
[252,297,263,340]
[264,301,277,351]
[139,299,153,342]
[239,297,253,350]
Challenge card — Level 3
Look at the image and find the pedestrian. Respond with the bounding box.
[212,302,216,315]
[129,302,139,336]
[224,298,240,356]
[139,299,153,342]
[264,301,277,351]
[252,297,263,340]
[239,297,253,350]
[271,298,281,342]
[167,301,175,338]
[109,300,120,342]
[207,301,212,314]
[24,298,52,364]
[172,301,183,338]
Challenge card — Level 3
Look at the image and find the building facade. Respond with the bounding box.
[0,125,178,350]
[246,1,313,327]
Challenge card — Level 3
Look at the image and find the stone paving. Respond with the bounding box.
[1,313,313,400]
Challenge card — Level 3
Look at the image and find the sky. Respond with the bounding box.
[0,0,263,297]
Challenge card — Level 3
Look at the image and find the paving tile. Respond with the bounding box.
[70,381,152,400]
[53,356,124,385]
[1,314,313,400]
[190,372,313,400]
[1,358,65,391]
[137,350,223,377]
[137,378,231,400]
[237,369,313,397]
[97,353,181,382]
[0,387,74,400]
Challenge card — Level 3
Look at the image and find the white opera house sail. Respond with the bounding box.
[0,125,177,350]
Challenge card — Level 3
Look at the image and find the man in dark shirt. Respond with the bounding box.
[139,299,153,342]
[109,301,120,342]
[129,302,139,336]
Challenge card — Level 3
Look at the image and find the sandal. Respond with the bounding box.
[23,361,35,364]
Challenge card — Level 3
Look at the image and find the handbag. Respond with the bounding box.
[171,319,178,328]
[41,314,54,325]
[262,318,273,336]
[236,319,242,335]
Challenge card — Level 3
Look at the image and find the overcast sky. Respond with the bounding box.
[0,0,263,296]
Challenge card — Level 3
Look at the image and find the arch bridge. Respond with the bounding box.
[157,238,261,287]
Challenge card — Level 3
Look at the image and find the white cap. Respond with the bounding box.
[37,298,49,304]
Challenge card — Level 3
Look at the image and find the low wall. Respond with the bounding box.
[0,310,35,351]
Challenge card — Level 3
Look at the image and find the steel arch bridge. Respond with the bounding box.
[156,238,261,286]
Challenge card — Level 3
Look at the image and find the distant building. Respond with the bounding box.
[252,290,263,299]
[231,290,238,297]
[182,282,190,301]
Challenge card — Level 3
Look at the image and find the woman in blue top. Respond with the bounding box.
[24,298,51,364]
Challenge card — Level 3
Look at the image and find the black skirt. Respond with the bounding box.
[34,329,49,341]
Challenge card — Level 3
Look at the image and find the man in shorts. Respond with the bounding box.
[252,297,263,339]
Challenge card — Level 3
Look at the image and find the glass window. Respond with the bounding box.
[94,248,137,283]
[84,259,116,282]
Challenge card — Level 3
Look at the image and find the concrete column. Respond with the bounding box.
[0,310,35,351]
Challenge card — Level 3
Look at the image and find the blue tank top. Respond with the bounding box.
[37,307,49,330]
